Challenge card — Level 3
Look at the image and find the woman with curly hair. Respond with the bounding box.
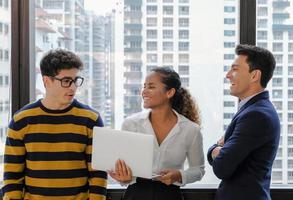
[109,67,205,200]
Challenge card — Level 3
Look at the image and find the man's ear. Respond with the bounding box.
[166,88,176,99]
[43,76,50,88]
[251,69,262,84]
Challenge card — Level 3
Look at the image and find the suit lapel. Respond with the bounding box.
[224,91,269,141]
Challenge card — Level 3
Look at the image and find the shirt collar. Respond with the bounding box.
[138,109,189,123]
[238,90,266,110]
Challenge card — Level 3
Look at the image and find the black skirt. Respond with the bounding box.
[122,178,184,200]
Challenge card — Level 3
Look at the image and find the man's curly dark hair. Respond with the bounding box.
[40,49,83,77]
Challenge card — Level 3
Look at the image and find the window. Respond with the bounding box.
[257,19,267,28]
[224,54,235,60]
[4,23,8,35]
[257,30,267,40]
[257,42,267,48]
[274,66,283,75]
[147,18,157,27]
[289,43,293,52]
[289,136,293,145]
[162,54,173,63]
[4,49,8,60]
[272,90,282,98]
[0,0,10,185]
[43,0,63,9]
[290,31,293,40]
[163,6,173,15]
[179,30,189,39]
[275,54,283,64]
[181,77,189,87]
[289,90,293,98]
[179,6,189,15]
[163,18,173,27]
[289,113,293,122]
[273,160,282,168]
[147,5,157,14]
[258,0,267,4]
[224,42,235,48]
[224,6,235,13]
[273,31,283,40]
[163,42,173,51]
[289,148,293,157]
[224,101,235,107]
[257,7,268,16]
[178,42,189,51]
[146,30,157,39]
[272,171,282,180]
[178,65,189,75]
[3,0,7,8]
[179,18,189,27]
[224,113,234,119]
[289,102,293,110]
[272,78,282,87]
[223,89,230,95]
[289,78,293,87]
[289,171,293,181]
[163,30,173,39]
[146,65,156,73]
[224,18,236,24]
[146,54,157,63]
[178,54,189,63]
[289,55,293,64]
[289,66,293,75]
[224,30,235,36]
[147,41,157,51]
[273,43,283,52]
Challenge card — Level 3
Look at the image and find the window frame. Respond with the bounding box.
[7,0,293,200]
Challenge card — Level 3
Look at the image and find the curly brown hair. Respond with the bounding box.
[40,49,83,77]
[175,87,201,125]
[151,67,201,125]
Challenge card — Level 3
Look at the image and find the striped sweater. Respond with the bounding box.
[2,99,107,200]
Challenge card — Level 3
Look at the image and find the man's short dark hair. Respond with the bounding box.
[235,44,276,88]
[40,49,83,77]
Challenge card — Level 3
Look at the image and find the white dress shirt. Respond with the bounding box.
[122,110,205,186]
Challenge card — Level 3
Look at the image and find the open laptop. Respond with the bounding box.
[92,127,156,179]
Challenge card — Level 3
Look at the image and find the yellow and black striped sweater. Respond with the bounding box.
[2,99,107,200]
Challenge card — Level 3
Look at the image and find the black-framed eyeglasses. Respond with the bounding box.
[50,76,84,88]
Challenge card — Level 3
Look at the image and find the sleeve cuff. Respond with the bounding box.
[172,169,186,187]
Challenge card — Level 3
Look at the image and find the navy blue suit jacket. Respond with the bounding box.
[207,91,280,200]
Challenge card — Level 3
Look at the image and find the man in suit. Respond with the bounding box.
[207,44,280,200]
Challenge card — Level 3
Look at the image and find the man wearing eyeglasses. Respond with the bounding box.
[2,49,107,200]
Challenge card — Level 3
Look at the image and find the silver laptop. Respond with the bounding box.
[92,127,155,179]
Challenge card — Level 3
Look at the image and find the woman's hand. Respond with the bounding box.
[156,169,182,185]
[108,159,132,184]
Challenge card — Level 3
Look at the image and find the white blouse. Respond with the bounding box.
[122,110,205,186]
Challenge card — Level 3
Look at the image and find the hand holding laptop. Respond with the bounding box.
[108,159,133,184]
[154,169,182,185]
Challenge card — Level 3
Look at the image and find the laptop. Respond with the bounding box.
[92,127,156,179]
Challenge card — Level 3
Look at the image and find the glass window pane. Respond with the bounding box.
[257,0,293,185]
[0,0,10,185]
[32,0,240,188]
